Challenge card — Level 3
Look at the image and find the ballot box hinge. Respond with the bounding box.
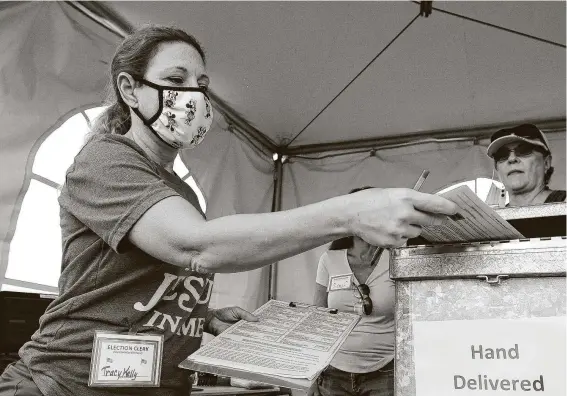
[476,274,510,285]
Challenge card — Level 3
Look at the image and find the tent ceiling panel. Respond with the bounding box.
[107,1,565,147]
[297,8,566,145]
[433,1,566,46]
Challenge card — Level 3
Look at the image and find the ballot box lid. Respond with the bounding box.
[407,202,566,246]
[390,237,566,281]
[495,202,566,238]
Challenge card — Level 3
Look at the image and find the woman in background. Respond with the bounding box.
[310,187,395,396]
[488,123,566,206]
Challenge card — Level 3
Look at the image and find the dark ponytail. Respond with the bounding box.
[90,101,131,137]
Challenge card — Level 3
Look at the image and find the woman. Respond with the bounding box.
[310,187,394,396]
[0,25,456,396]
[488,124,566,206]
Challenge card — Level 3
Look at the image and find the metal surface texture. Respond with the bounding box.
[395,277,566,395]
[391,237,566,280]
[495,202,566,221]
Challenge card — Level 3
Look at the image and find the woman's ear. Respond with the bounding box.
[117,72,139,108]
[544,154,552,172]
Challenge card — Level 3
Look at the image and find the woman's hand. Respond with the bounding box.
[345,188,457,248]
[204,306,258,336]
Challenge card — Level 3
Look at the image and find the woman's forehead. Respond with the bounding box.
[146,41,205,75]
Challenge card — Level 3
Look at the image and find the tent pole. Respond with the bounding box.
[268,155,284,301]
[66,1,133,37]
[282,118,566,156]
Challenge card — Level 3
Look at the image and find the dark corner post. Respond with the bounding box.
[268,153,285,301]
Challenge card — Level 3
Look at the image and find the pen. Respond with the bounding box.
[369,170,430,266]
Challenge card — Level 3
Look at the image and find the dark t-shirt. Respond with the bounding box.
[19,134,212,396]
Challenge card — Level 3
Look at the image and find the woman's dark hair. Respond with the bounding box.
[532,148,554,186]
[90,25,205,137]
[544,166,554,186]
[328,186,374,251]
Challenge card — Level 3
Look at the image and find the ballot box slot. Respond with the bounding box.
[390,237,566,281]
[495,202,566,220]
[391,272,563,283]
[405,203,566,246]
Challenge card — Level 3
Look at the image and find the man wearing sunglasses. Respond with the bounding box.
[487,124,565,206]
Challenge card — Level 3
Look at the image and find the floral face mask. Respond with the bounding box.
[132,78,213,149]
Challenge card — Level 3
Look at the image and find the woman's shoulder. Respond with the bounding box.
[319,249,348,268]
[80,133,146,157]
[320,249,345,259]
[61,134,158,193]
[72,133,152,170]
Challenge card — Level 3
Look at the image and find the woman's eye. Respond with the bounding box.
[167,77,184,84]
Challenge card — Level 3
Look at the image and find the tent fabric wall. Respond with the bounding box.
[180,112,275,312]
[275,131,566,304]
[0,1,564,315]
[0,2,118,282]
[0,2,273,308]
[0,1,274,309]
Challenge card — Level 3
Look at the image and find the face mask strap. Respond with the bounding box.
[133,78,165,125]
[131,106,179,149]
[129,78,176,148]
[136,77,209,120]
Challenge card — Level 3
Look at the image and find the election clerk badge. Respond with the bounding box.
[89,331,163,387]
[328,274,354,292]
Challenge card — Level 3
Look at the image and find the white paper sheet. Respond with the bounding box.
[422,186,524,243]
[412,317,566,396]
[182,300,359,381]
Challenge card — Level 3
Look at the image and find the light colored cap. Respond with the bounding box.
[487,124,551,158]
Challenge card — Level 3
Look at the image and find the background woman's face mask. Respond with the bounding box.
[132,78,213,149]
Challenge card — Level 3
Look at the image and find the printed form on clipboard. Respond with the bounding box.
[179,299,360,391]
[421,185,524,243]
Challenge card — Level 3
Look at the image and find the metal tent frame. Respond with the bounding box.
[62,1,567,300]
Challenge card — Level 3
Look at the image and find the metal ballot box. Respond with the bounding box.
[391,203,566,396]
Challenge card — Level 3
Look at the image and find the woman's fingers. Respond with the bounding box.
[408,190,458,216]
[405,210,448,227]
[349,188,459,247]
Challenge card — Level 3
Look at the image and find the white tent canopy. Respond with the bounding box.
[108,1,566,147]
[0,1,565,311]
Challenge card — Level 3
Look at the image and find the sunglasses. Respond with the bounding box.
[493,143,540,163]
[354,283,373,315]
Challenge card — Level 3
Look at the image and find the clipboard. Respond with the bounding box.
[288,301,338,314]
[179,299,360,391]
